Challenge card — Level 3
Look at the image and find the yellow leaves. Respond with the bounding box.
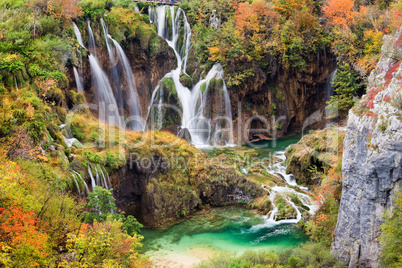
[208,45,224,62]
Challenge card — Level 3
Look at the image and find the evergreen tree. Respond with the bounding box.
[327,64,365,117]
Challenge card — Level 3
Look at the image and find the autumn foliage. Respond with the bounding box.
[323,0,356,27]
[47,0,82,20]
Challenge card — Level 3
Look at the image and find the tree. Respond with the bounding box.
[323,0,356,27]
[327,64,365,117]
[47,0,82,20]
[63,219,149,267]
[0,206,51,267]
[380,188,402,267]
[84,186,117,224]
[84,186,143,236]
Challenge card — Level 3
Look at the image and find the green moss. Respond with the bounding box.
[180,73,192,88]
[149,35,162,56]
[161,77,176,95]
[200,82,207,94]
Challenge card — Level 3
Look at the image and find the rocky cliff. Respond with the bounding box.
[228,54,336,144]
[110,132,263,227]
[66,19,176,118]
[331,30,402,267]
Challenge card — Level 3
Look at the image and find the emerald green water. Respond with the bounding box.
[142,207,308,256]
[142,135,308,266]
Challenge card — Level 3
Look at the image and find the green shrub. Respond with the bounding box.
[380,188,402,267]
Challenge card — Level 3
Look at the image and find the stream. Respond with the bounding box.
[142,135,315,267]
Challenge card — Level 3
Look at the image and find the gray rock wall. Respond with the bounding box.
[331,30,402,267]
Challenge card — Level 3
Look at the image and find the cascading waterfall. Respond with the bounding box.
[111,38,142,130]
[72,174,81,196]
[100,18,124,115]
[73,22,86,49]
[87,20,97,57]
[72,170,90,195]
[88,55,122,127]
[147,5,234,147]
[73,67,84,94]
[249,149,319,230]
[88,165,96,190]
[326,68,337,101]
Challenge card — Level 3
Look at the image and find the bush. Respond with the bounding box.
[380,188,402,267]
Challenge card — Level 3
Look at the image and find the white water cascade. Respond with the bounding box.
[73,22,86,49]
[100,18,124,114]
[249,149,319,230]
[147,5,234,147]
[73,67,84,94]
[326,68,337,101]
[88,55,122,127]
[111,38,142,130]
[87,20,97,57]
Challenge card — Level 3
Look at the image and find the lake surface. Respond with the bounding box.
[142,134,308,267]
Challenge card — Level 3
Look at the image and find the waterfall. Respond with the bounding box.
[326,68,337,101]
[248,148,319,230]
[72,170,89,195]
[72,174,81,196]
[88,165,96,190]
[100,19,124,116]
[73,22,86,49]
[94,165,99,186]
[102,166,112,189]
[89,55,121,127]
[73,67,84,94]
[148,6,233,147]
[111,38,142,130]
[99,167,108,190]
[87,20,97,57]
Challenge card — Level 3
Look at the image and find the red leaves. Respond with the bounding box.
[384,62,401,87]
[368,87,383,109]
[383,96,391,102]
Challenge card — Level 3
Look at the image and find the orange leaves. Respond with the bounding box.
[323,0,356,27]
[234,1,277,37]
[0,206,50,265]
[235,2,260,36]
[47,0,82,20]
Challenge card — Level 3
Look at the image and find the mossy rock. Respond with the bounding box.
[149,35,162,56]
[161,77,176,95]
[200,82,207,94]
[180,73,192,88]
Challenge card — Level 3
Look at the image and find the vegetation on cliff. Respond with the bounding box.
[380,188,402,267]
[1,0,401,266]
[181,0,401,88]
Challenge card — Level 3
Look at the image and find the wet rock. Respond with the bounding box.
[178,127,192,143]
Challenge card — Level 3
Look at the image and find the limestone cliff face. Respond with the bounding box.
[331,30,402,267]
